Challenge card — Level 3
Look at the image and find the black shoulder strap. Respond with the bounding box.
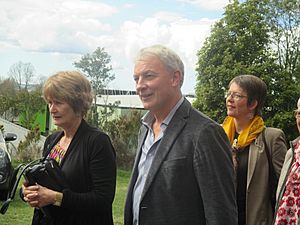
[262,128,273,171]
[262,128,277,212]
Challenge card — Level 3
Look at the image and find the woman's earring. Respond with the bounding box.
[247,112,254,120]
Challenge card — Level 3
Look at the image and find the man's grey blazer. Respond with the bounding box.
[124,98,238,225]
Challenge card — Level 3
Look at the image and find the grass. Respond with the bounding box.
[0,169,131,225]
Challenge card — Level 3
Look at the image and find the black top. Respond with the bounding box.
[32,120,116,225]
[236,145,250,225]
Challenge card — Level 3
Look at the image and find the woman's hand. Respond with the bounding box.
[22,184,56,208]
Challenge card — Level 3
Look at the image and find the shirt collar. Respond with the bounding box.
[142,97,184,128]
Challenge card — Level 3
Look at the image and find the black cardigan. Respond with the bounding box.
[32,120,116,225]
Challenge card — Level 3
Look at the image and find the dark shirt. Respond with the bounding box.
[236,145,250,225]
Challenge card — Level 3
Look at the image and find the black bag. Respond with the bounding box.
[23,157,68,219]
[0,157,68,216]
[24,157,68,191]
[262,128,278,213]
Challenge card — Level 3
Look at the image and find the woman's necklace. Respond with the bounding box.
[59,136,72,150]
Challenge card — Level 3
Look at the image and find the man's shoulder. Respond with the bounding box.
[188,107,218,126]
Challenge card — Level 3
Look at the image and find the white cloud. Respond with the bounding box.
[178,0,229,11]
[153,11,183,22]
[0,0,117,52]
[109,15,216,72]
[100,15,217,93]
[0,0,217,64]
[0,0,223,93]
[123,3,135,9]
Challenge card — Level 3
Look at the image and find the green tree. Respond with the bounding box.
[17,127,42,162]
[74,47,115,127]
[194,0,299,140]
[16,86,45,130]
[0,72,46,128]
[195,0,275,118]
[0,78,18,120]
[104,109,143,169]
[0,78,17,96]
[263,0,300,138]
[267,0,300,73]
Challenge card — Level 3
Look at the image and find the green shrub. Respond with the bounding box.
[17,127,42,162]
[103,109,142,169]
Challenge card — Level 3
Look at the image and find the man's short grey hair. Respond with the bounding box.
[135,44,184,87]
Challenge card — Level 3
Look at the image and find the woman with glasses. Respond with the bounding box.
[222,74,287,225]
[274,98,300,225]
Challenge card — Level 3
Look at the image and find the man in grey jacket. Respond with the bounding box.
[124,44,238,225]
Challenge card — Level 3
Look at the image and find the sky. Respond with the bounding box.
[0,0,230,94]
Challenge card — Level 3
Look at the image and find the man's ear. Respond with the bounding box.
[172,70,181,86]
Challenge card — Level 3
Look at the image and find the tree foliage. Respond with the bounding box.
[104,109,143,169]
[0,76,45,129]
[194,0,299,140]
[264,0,300,140]
[267,0,300,73]
[0,78,18,120]
[8,61,35,91]
[74,47,115,127]
[16,87,45,130]
[17,127,42,162]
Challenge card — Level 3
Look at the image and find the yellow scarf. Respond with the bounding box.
[222,115,265,149]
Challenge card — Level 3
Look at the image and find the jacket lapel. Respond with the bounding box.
[140,99,190,199]
[247,138,262,189]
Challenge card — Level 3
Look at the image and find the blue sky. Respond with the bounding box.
[0,0,230,94]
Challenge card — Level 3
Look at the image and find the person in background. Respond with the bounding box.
[22,71,116,225]
[222,74,287,225]
[124,44,238,225]
[274,97,300,225]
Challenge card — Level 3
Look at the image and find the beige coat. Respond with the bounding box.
[245,127,287,225]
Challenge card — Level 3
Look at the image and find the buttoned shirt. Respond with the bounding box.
[132,97,184,225]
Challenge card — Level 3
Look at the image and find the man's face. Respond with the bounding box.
[133,55,178,114]
[296,107,300,133]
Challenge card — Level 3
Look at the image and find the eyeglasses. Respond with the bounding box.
[225,91,247,101]
[294,110,300,118]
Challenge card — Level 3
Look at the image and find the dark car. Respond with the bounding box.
[0,132,17,201]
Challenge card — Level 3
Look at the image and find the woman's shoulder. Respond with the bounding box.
[264,127,285,138]
[262,127,287,151]
[82,125,115,156]
[45,131,63,143]
[79,122,112,146]
[83,123,109,138]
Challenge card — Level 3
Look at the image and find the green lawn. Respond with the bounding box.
[0,169,131,225]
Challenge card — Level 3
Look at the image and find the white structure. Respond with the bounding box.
[95,93,196,119]
[96,95,144,109]
[96,94,196,109]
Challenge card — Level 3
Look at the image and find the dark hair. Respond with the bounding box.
[229,75,267,116]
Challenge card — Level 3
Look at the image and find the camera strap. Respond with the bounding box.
[0,132,64,215]
[0,158,43,215]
